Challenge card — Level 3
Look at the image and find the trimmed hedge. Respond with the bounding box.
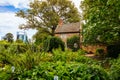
[43,36,65,52]
[67,35,80,51]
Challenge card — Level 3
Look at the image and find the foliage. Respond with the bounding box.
[15,39,23,43]
[0,65,12,80]
[0,40,9,44]
[52,49,96,64]
[43,36,65,52]
[109,57,120,80]
[12,50,42,70]
[0,45,10,64]
[67,35,80,51]
[9,62,109,80]
[0,43,29,54]
[3,33,14,43]
[107,44,120,58]
[1,42,120,79]
[33,29,48,45]
[0,43,38,67]
[95,48,105,57]
[16,0,80,36]
[0,47,42,71]
[81,0,120,45]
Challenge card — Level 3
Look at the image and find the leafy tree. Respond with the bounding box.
[3,33,14,42]
[33,28,49,45]
[81,0,120,45]
[16,0,80,36]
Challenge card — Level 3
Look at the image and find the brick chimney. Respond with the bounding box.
[58,19,63,27]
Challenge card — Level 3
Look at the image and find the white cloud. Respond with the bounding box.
[0,0,82,9]
[0,0,31,9]
[0,12,25,27]
[0,0,82,40]
[0,12,36,40]
[72,0,83,13]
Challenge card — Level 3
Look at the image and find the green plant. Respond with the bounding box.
[15,39,23,43]
[109,57,120,80]
[95,48,105,57]
[51,49,98,65]
[12,62,109,80]
[3,33,14,43]
[43,36,65,52]
[67,35,80,51]
[11,50,42,71]
[0,43,42,70]
[0,45,13,64]
[0,42,29,54]
[1,43,119,80]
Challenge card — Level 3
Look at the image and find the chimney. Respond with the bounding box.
[58,19,63,27]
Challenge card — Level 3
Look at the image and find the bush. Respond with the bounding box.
[43,36,65,52]
[51,49,98,64]
[67,35,80,51]
[15,39,23,43]
[13,62,109,80]
[6,44,29,53]
[109,57,120,80]
[95,48,105,57]
[107,44,120,58]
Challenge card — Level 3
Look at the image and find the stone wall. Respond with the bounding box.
[81,44,107,53]
[55,33,80,47]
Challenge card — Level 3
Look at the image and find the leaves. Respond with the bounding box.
[81,0,120,45]
[16,0,80,36]
[3,33,14,43]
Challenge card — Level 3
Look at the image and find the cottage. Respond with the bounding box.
[55,20,106,53]
[55,20,82,47]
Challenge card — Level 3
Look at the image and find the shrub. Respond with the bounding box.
[0,65,12,80]
[95,48,105,57]
[6,43,29,53]
[109,57,120,80]
[13,62,109,80]
[15,39,23,43]
[43,36,65,52]
[52,49,97,64]
[0,41,29,54]
[107,44,120,58]
[0,45,10,64]
[67,35,80,51]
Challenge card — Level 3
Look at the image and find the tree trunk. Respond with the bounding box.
[51,26,56,36]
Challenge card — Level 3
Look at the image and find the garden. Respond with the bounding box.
[0,39,120,80]
[0,0,120,80]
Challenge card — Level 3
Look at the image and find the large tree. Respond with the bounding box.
[16,0,80,36]
[3,33,14,42]
[81,0,120,45]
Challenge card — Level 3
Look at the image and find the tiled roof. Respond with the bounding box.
[55,22,80,34]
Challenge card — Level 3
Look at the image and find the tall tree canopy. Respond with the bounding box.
[81,0,120,45]
[16,0,80,36]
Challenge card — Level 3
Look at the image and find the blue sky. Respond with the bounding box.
[0,0,81,40]
[0,0,36,40]
[0,5,19,12]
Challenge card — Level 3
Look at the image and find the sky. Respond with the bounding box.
[0,0,81,40]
